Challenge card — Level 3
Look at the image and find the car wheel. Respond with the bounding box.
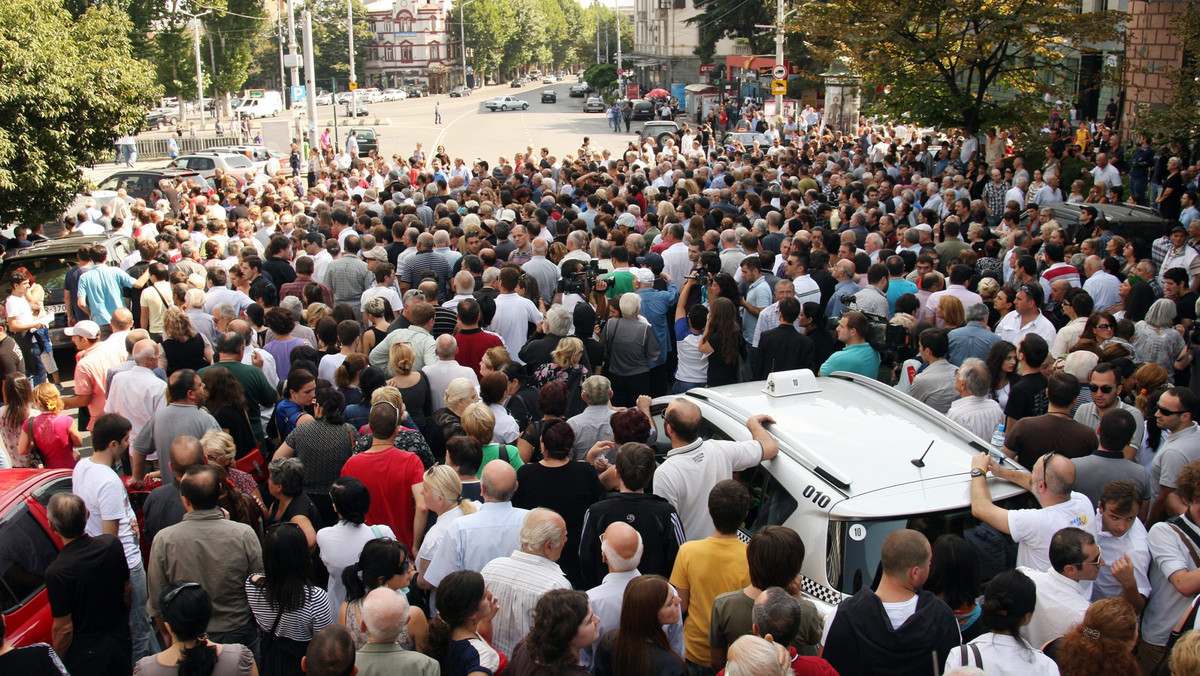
[523,104,528,110]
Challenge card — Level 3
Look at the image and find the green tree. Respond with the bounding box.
[205,0,267,102]
[310,0,373,85]
[687,0,774,63]
[502,2,549,74]
[1133,2,1200,147]
[800,0,1122,134]
[457,0,515,81]
[0,0,157,226]
[584,62,617,92]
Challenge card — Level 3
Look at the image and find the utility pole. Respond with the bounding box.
[347,0,357,101]
[190,11,211,125]
[615,8,623,90]
[595,0,600,64]
[459,0,477,88]
[303,9,319,152]
[774,0,784,120]
[286,0,301,108]
[278,0,287,96]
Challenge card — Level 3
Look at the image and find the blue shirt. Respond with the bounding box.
[742,276,772,344]
[76,265,135,325]
[819,342,881,379]
[886,277,919,314]
[826,279,862,320]
[947,321,1002,366]
[636,282,680,368]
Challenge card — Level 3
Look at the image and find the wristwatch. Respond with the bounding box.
[970,468,987,478]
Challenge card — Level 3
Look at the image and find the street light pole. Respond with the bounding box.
[459,0,477,89]
[347,0,357,89]
[189,11,212,124]
[773,0,784,120]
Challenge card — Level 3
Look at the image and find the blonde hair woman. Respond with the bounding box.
[305,302,332,327]
[200,429,258,496]
[480,345,511,376]
[460,401,521,475]
[18,382,80,469]
[415,465,480,586]
[162,306,212,374]
[429,377,479,460]
[386,341,433,435]
[533,337,590,390]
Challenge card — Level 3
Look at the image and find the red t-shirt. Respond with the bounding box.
[340,447,425,550]
[455,329,505,378]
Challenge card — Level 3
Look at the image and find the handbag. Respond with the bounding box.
[258,607,308,676]
[736,337,753,383]
[24,417,46,469]
[235,410,268,484]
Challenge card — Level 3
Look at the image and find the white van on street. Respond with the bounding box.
[235,91,284,119]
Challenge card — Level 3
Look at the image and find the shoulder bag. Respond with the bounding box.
[23,416,46,468]
[258,604,309,676]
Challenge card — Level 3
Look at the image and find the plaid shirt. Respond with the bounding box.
[982,180,1010,216]
[325,257,374,307]
[279,275,333,306]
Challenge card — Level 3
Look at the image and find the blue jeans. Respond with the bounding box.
[672,380,705,394]
[129,561,160,663]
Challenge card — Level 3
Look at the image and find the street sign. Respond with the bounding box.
[291,85,306,102]
[700,64,714,75]
[348,81,357,90]
[757,66,774,76]
[772,64,787,80]
[247,89,265,99]
[771,79,787,95]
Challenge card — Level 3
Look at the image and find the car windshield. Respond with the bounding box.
[0,252,76,298]
[825,492,1031,596]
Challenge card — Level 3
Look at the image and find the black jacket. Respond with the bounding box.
[753,325,815,379]
[823,588,961,676]
[577,492,685,588]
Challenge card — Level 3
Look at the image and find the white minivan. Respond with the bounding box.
[650,369,1029,614]
[235,91,284,119]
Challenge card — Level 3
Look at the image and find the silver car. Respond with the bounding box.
[583,96,605,113]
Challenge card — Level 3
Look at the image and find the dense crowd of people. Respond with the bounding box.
[0,102,1199,676]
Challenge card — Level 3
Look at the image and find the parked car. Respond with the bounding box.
[334,91,353,104]
[484,96,529,111]
[0,236,137,347]
[404,86,428,98]
[541,90,557,104]
[203,145,288,174]
[635,121,682,149]
[382,88,407,101]
[91,168,209,203]
[542,75,557,84]
[1042,201,1172,246]
[630,100,655,120]
[0,469,73,648]
[169,152,255,185]
[233,91,284,119]
[722,131,771,148]
[649,369,1027,616]
[315,90,333,105]
[359,87,383,103]
[582,96,606,113]
[345,98,370,117]
[510,79,523,88]
[346,127,379,157]
[145,109,169,130]
[569,83,589,97]
[449,86,471,98]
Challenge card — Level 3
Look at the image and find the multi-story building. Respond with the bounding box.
[628,0,736,86]
[363,0,457,93]
[1122,0,1190,131]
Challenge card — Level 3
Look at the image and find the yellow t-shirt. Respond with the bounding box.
[140,281,172,334]
[1075,126,1091,149]
[669,536,749,665]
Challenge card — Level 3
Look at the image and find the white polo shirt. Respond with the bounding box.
[1008,491,1098,572]
[653,437,765,541]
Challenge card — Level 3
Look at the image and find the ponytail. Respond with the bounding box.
[177,638,218,676]
[341,563,367,603]
[423,616,454,672]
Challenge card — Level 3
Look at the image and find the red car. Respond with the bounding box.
[0,468,73,647]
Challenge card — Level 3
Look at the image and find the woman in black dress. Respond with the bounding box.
[200,366,256,459]
[699,297,743,386]
[161,307,212,375]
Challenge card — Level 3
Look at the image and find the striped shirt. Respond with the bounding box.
[947,395,1005,443]
[481,551,571,657]
[245,577,334,641]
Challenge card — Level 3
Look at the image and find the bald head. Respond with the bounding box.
[1084,255,1103,275]
[520,507,567,558]
[480,459,518,502]
[435,333,458,359]
[169,435,205,480]
[228,319,252,343]
[601,521,643,572]
[110,307,134,331]
[1039,452,1076,498]
[834,259,855,280]
[132,339,158,367]
[664,398,702,444]
[361,587,409,642]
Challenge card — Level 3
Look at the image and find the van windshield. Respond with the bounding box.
[825,493,1030,597]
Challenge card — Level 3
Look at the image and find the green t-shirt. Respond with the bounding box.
[475,443,523,477]
[198,360,277,441]
[603,270,634,298]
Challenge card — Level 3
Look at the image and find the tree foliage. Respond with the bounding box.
[458,0,515,79]
[800,0,1122,134]
[205,0,267,100]
[309,0,373,87]
[1133,2,1200,147]
[688,0,774,64]
[0,0,157,226]
[585,63,617,92]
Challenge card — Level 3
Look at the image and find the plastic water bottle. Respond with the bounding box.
[989,423,1006,465]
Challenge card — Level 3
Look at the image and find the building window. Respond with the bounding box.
[400,44,413,62]
[385,45,393,61]
[430,43,439,61]
[398,16,412,31]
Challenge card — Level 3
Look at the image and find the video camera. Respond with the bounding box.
[562,259,601,296]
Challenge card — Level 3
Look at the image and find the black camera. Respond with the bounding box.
[562,260,601,296]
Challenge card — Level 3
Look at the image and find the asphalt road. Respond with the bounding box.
[89,80,646,186]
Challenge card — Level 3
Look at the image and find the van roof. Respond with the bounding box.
[683,371,1026,514]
